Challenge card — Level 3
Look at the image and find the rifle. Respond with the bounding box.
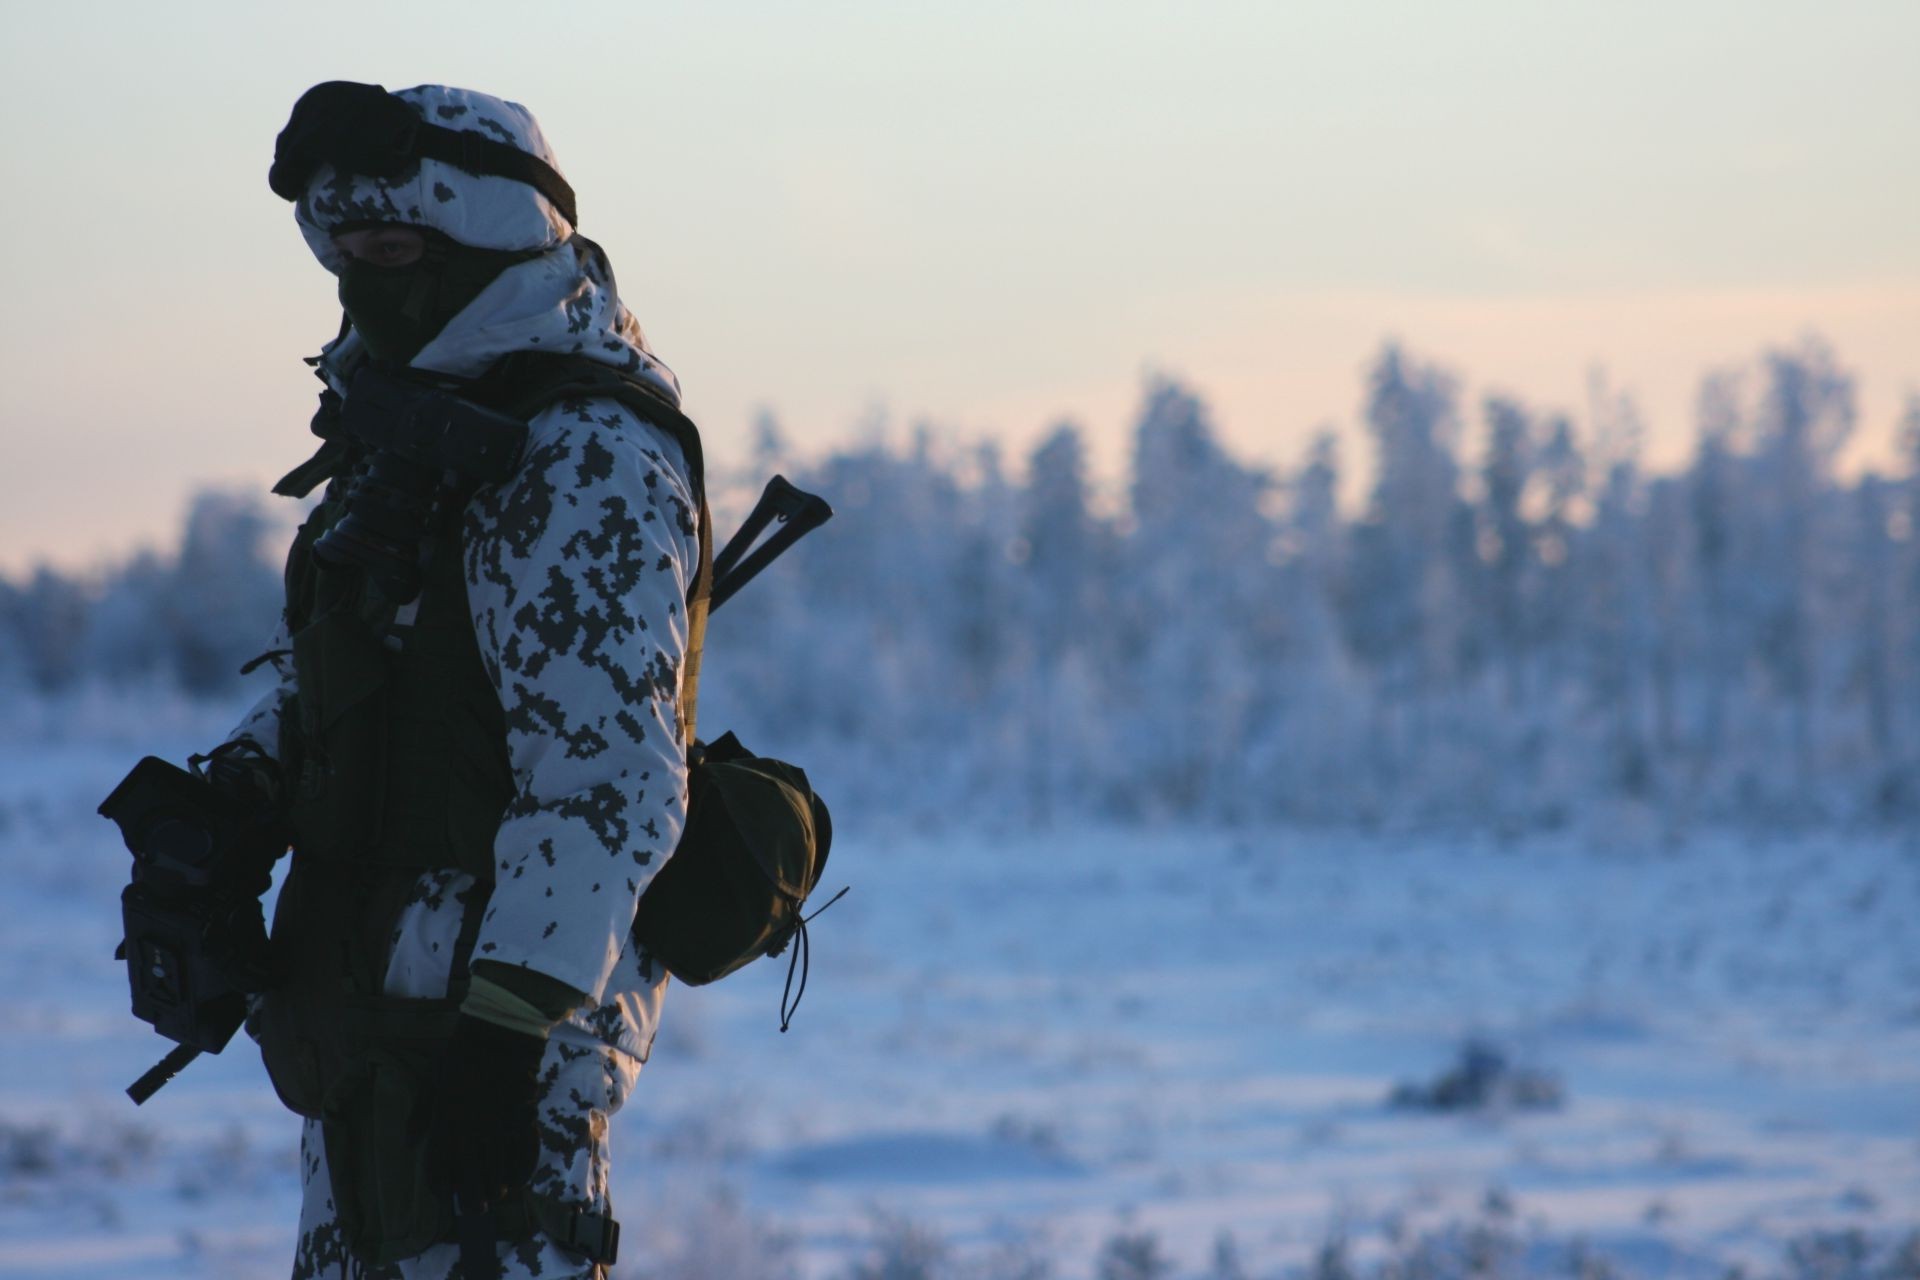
[710,474,833,611]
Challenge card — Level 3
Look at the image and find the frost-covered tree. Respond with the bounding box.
[1898,394,1920,769]
[1687,371,1743,769]
[1477,394,1536,703]
[1345,343,1471,793]
[1122,377,1276,816]
[1532,410,1585,685]
[1017,422,1105,819]
[83,550,173,686]
[1022,423,1098,655]
[7,567,93,691]
[1844,477,1899,794]
[1745,340,1856,785]
[161,490,283,694]
[10,336,1916,828]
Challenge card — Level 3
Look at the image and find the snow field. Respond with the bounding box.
[0,701,1916,1277]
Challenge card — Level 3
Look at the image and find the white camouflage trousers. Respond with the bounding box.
[286,870,664,1279]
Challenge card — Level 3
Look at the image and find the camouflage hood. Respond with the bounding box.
[293,83,679,406]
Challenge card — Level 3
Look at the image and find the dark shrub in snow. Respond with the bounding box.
[1389,1039,1565,1113]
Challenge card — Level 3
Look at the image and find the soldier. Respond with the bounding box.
[227,81,706,1279]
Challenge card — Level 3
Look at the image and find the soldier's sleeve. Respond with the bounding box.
[460,397,701,1003]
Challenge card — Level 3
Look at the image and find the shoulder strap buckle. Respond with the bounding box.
[553,1206,620,1267]
[495,1192,620,1266]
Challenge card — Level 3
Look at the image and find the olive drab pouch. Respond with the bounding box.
[252,860,472,1119]
[632,731,832,990]
[321,1040,450,1265]
[254,859,470,1262]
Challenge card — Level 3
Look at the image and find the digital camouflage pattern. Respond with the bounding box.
[295,84,572,262]
[228,83,694,1277]
[458,392,699,1003]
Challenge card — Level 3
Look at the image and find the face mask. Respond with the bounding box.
[337,235,536,364]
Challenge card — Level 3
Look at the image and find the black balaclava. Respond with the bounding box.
[337,229,539,365]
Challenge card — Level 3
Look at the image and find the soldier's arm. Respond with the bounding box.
[459,397,701,1005]
[221,612,295,757]
[198,615,298,811]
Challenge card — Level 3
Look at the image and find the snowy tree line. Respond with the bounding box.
[0,490,284,698]
[5,337,1916,826]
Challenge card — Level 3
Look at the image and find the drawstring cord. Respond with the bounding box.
[779,886,849,1032]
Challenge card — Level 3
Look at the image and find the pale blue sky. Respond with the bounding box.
[2,0,1916,570]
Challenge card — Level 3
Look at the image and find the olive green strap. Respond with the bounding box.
[679,495,712,746]
[460,976,559,1039]
[468,959,587,1023]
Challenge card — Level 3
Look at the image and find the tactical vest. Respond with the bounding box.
[253,353,708,1268]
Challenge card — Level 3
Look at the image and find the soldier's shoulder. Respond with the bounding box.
[524,395,692,493]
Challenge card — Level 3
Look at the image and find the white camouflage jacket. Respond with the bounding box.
[229,85,694,1058]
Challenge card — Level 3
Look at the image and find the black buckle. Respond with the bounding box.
[562,1212,619,1265]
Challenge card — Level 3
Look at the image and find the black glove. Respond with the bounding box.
[420,1015,548,1208]
[194,743,286,900]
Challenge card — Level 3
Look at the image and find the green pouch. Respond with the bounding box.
[632,731,832,986]
[255,859,475,1265]
[253,986,329,1118]
[256,859,467,1118]
[320,1039,450,1266]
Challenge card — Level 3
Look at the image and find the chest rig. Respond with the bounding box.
[252,353,709,1268]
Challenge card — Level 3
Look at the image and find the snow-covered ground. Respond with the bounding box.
[1,696,1916,1278]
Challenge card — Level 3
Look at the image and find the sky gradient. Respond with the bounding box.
[3,0,1917,571]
